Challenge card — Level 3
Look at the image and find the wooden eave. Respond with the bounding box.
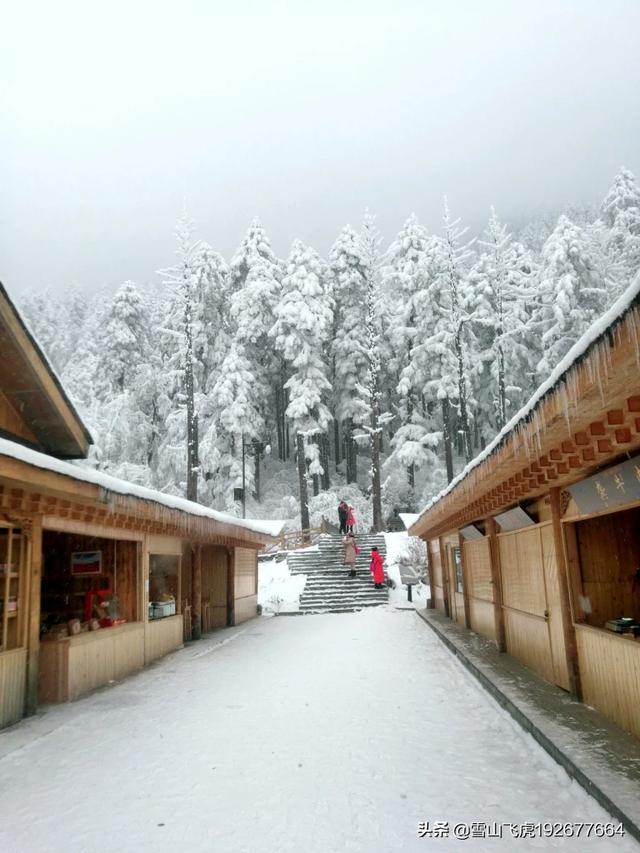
[0,454,277,550]
[411,303,640,540]
[0,282,92,458]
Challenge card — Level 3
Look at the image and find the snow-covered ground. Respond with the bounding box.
[258,552,307,613]
[0,610,636,853]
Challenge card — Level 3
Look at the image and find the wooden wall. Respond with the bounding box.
[498,524,569,690]
[0,647,26,727]
[234,548,257,624]
[427,539,445,612]
[463,538,496,641]
[202,545,227,631]
[144,614,183,664]
[576,624,640,739]
[39,624,145,703]
[574,507,640,628]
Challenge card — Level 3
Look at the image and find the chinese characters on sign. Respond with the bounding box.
[567,456,640,514]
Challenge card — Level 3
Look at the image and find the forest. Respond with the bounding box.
[20,168,640,531]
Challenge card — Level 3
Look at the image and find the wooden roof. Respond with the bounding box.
[410,296,640,540]
[0,451,279,548]
[0,282,92,458]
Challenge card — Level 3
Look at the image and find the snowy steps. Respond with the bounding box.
[288,534,388,614]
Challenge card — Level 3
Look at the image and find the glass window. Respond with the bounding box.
[149,555,180,619]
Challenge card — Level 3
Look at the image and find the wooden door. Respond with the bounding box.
[499,524,569,689]
[201,546,228,632]
[445,543,466,627]
[540,525,570,690]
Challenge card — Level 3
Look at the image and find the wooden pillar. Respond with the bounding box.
[486,517,506,652]
[458,533,472,630]
[426,540,436,609]
[549,488,582,698]
[439,536,451,619]
[191,544,202,641]
[25,516,42,716]
[226,547,235,627]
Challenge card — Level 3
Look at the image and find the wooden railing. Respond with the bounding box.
[264,521,329,553]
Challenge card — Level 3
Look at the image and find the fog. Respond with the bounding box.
[2,0,639,294]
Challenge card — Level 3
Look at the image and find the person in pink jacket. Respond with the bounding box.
[346,505,356,533]
[370,547,385,588]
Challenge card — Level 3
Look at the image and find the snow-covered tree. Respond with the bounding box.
[158,210,201,501]
[330,225,369,483]
[383,214,432,487]
[601,168,640,299]
[270,240,333,527]
[435,199,477,464]
[468,209,534,431]
[535,215,608,378]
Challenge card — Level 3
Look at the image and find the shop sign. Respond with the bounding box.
[567,455,640,514]
[71,550,102,575]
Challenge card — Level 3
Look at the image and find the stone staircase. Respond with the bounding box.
[287,534,388,614]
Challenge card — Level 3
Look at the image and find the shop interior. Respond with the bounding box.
[148,554,180,620]
[573,505,640,637]
[40,531,140,639]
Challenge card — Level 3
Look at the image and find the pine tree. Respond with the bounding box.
[435,199,476,464]
[359,212,385,531]
[158,210,201,502]
[468,209,533,432]
[535,215,608,378]
[270,240,333,527]
[330,225,369,483]
[383,214,431,487]
[601,168,640,299]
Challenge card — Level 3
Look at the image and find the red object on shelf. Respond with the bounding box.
[84,588,112,623]
[98,617,126,629]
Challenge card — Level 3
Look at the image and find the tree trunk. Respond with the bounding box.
[253,441,261,501]
[371,403,383,532]
[497,341,506,431]
[455,325,473,463]
[345,418,357,483]
[333,417,341,468]
[185,316,199,503]
[407,392,415,487]
[296,432,310,536]
[320,432,331,490]
[441,397,454,483]
[275,387,285,461]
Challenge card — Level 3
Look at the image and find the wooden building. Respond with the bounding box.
[0,283,280,729]
[410,284,640,741]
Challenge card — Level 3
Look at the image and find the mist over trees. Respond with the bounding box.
[21,169,640,530]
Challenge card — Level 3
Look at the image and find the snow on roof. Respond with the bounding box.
[410,272,640,535]
[0,436,284,539]
[398,513,420,530]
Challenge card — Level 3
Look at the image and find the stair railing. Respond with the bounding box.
[263,520,329,554]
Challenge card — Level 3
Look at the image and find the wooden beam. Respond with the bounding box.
[486,517,506,652]
[458,533,472,630]
[191,544,202,641]
[549,488,581,699]
[25,515,42,716]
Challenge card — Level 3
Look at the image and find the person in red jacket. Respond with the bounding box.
[369,546,385,588]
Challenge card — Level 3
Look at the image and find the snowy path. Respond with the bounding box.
[1,611,637,853]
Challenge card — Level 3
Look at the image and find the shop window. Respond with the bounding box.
[149,554,180,620]
[574,506,640,635]
[0,525,27,652]
[40,531,139,639]
[453,547,464,593]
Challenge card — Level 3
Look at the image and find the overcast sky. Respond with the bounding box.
[2,0,639,294]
